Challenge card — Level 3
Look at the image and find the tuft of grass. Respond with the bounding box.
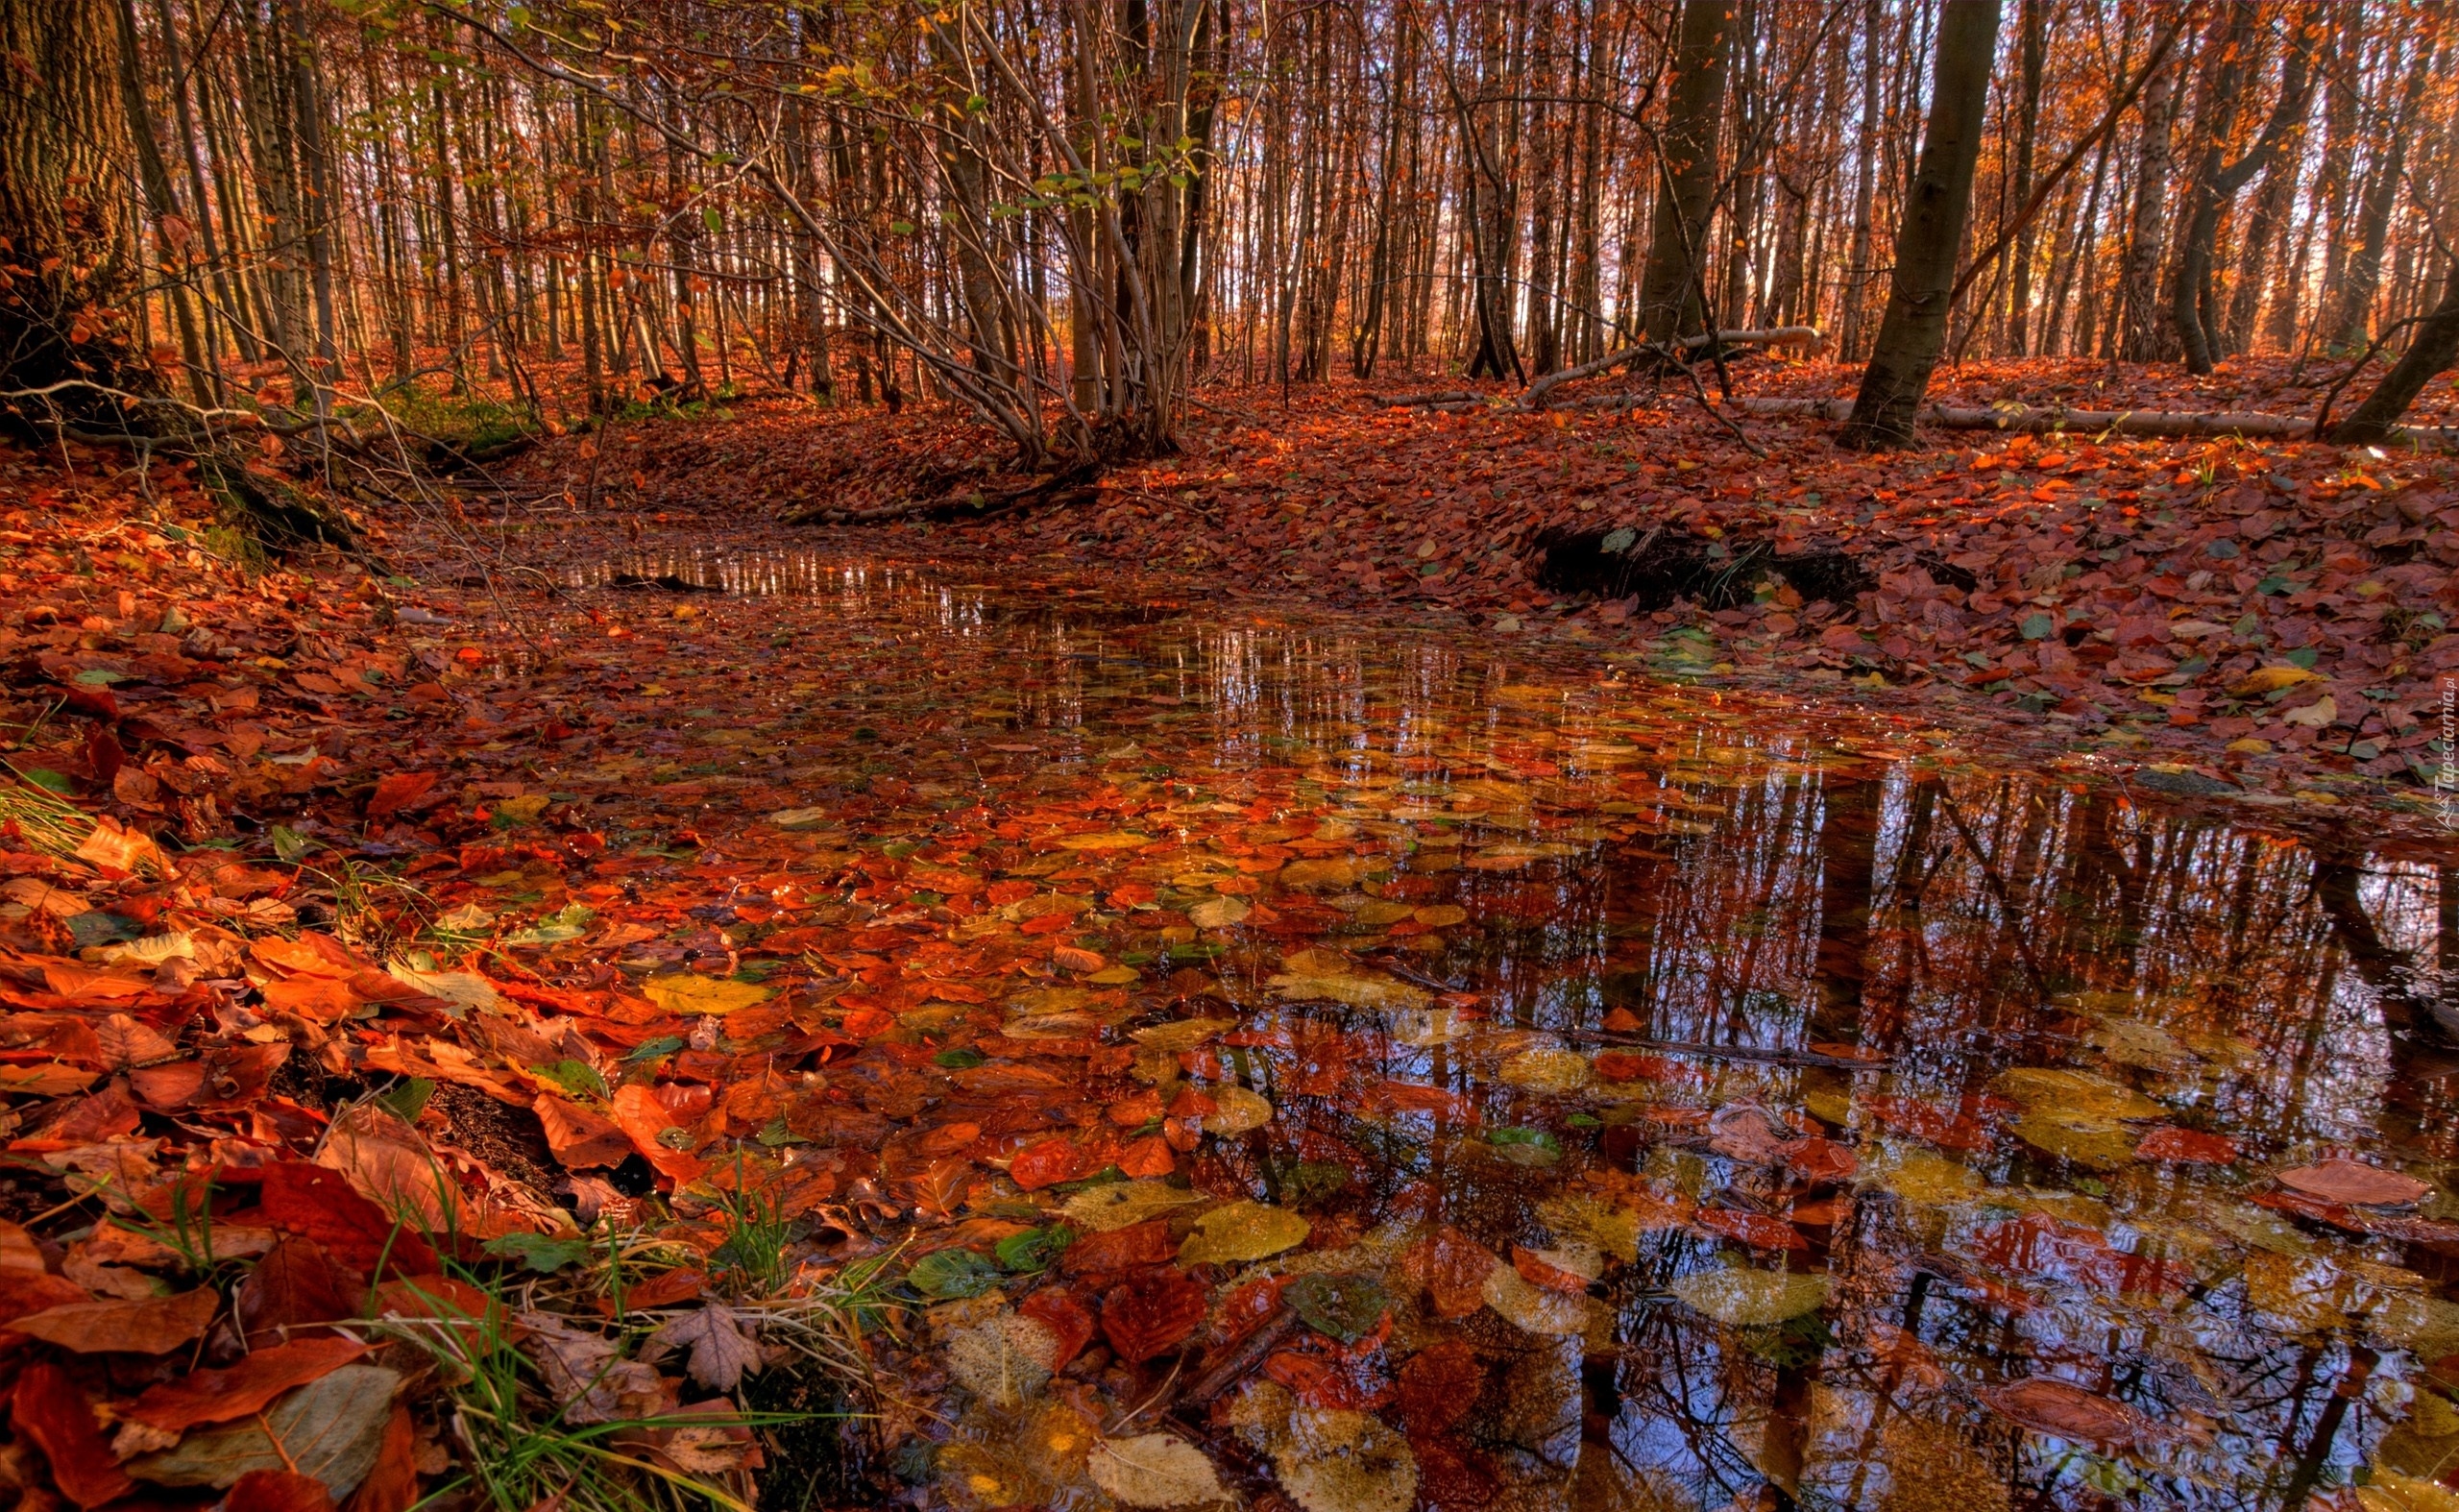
[0,765,96,862]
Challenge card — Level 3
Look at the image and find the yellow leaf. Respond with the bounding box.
[643,974,774,1015]
[1054,831,1154,851]
[2228,665,2322,697]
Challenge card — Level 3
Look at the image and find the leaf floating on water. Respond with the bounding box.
[1185,895,1249,929]
[2356,1470,2459,1512]
[1061,1180,1210,1233]
[1497,1047,1592,1091]
[2011,1109,2138,1171]
[1085,1433,1230,1508]
[1287,1273,1393,1342]
[1668,1265,1830,1327]
[1056,831,1156,851]
[2133,1126,2240,1164]
[1992,1067,2164,1122]
[1976,1378,2154,1451]
[943,1311,1060,1408]
[1266,970,1429,1012]
[1707,1102,1793,1164]
[1179,1201,1309,1265]
[1129,1017,1237,1053]
[1190,1085,1274,1135]
[2276,1158,2433,1207]
[641,973,773,1016]
[1481,1263,1590,1336]
[1273,1408,1420,1512]
[1863,1142,1985,1207]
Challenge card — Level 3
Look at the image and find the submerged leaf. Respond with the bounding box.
[1086,1433,1230,1508]
[1669,1265,1829,1327]
[1180,1201,1309,1264]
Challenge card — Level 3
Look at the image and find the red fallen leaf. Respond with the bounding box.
[1209,1276,1292,1352]
[227,1469,337,1512]
[1017,1287,1097,1366]
[1779,1134,1858,1184]
[610,1085,706,1184]
[1968,1212,2191,1296]
[370,1273,499,1324]
[1692,1207,1807,1252]
[1101,1268,1208,1363]
[0,1269,92,1322]
[1062,1219,1176,1277]
[2250,1190,2459,1245]
[1510,1245,1591,1295]
[1789,1194,1853,1227]
[364,771,439,821]
[1408,1434,1500,1511]
[1592,1050,1682,1083]
[1116,1134,1176,1178]
[258,1162,440,1280]
[1600,1007,1645,1033]
[12,1285,219,1353]
[1359,1079,1473,1118]
[1978,1378,2155,1449]
[1107,1088,1166,1126]
[1263,1346,1394,1410]
[238,1234,369,1346]
[126,1336,369,1431]
[1404,1226,1500,1319]
[534,1095,636,1169]
[1861,1095,1996,1152]
[2133,1126,2240,1164]
[1395,1338,1484,1437]
[341,1404,419,1512]
[619,1269,705,1311]
[11,1362,134,1507]
[2276,1158,2431,1207]
[1008,1135,1094,1192]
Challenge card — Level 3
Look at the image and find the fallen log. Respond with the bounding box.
[1521,327,1824,408]
[1724,397,2459,449]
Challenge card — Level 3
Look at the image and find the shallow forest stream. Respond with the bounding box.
[418,542,2458,1512]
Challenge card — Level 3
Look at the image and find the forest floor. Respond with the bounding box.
[0,352,2454,1512]
[510,355,2459,826]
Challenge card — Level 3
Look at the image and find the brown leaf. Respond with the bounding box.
[12,1285,218,1353]
[1101,1268,1208,1363]
[338,1405,417,1512]
[237,1234,370,1347]
[226,1469,338,1512]
[11,1362,135,1508]
[128,1337,370,1432]
[643,1305,763,1392]
[256,1162,439,1281]
[1978,1378,2155,1450]
[2276,1158,2431,1207]
[534,1094,635,1169]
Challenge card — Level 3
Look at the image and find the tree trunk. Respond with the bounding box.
[2172,3,2311,374]
[2332,27,2439,352]
[2004,0,2046,355]
[1635,0,1730,344]
[1838,0,2002,451]
[1838,0,1883,359]
[0,0,140,422]
[2117,42,2178,362]
[2327,263,2459,446]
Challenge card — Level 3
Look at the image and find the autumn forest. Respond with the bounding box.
[2,1,2459,1511]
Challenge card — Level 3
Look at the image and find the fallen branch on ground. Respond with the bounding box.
[785,460,1105,525]
[1724,396,2459,449]
[1520,327,1824,408]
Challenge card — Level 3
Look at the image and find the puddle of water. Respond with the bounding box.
[479,551,2456,1510]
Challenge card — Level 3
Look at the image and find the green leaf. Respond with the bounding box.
[73,669,133,686]
[2020,613,2055,641]
[2285,646,2319,669]
[994,1224,1074,1273]
[376,1078,434,1122]
[907,1247,1004,1299]
[934,1047,986,1070]
[268,824,318,863]
[483,1232,591,1273]
[1286,1272,1390,1343]
[623,1035,687,1063]
[702,206,723,234]
[531,1059,607,1098]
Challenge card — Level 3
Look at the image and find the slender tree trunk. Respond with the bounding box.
[2332,27,2439,352]
[1838,0,2003,451]
[2328,262,2459,445]
[2172,3,2311,374]
[2117,42,2178,362]
[1636,0,1730,343]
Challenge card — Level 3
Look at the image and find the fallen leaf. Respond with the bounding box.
[12,1362,135,1507]
[1977,1377,2154,1450]
[12,1285,219,1353]
[1102,1268,1210,1363]
[1179,1201,1309,1264]
[126,1364,403,1496]
[1085,1433,1229,1508]
[226,1469,338,1512]
[2277,1158,2432,1207]
[644,1305,763,1391]
[127,1337,371,1431]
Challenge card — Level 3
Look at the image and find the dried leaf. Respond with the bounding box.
[126,1365,403,1496]
[644,1305,763,1391]
[1179,1201,1309,1264]
[12,1285,219,1353]
[1085,1433,1229,1508]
